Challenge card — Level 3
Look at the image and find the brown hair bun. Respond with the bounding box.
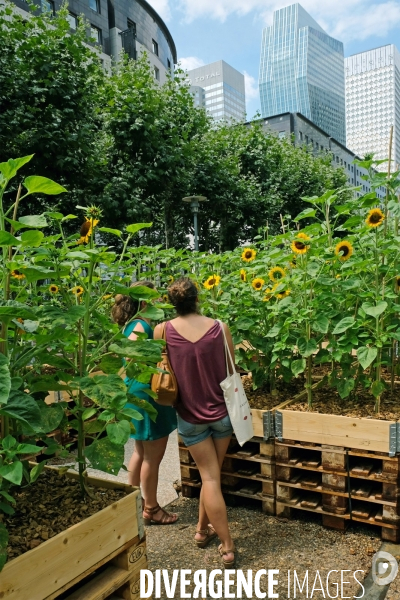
[111,281,155,326]
[168,277,198,316]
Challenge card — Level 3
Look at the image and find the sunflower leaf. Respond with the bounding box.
[357,346,378,370]
[362,302,387,318]
[332,317,355,335]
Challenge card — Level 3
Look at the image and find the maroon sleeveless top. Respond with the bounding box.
[166,320,228,424]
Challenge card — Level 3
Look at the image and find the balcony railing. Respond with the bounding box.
[120,28,136,60]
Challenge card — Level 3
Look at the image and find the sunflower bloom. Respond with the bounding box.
[366,208,385,228]
[77,217,100,244]
[241,248,256,262]
[335,240,353,261]
[276,289,290,299]
[296,232,311,241]
[240,269,247,282]
[11,269,25,280]
[268,266,286,282]
[49,284,59,294]
[70,285,84,296]
[17,317,25,334]
[252,277,265,291]
[291,240,308,254]
[263,287,274,302]
[203,275,221,290]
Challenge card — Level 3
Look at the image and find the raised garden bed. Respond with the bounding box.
[0,467,146,600]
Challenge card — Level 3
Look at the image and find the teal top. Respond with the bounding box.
[123,319,177,441]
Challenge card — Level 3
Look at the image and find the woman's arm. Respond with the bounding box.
[153,323,164,340]
[223,322,236,374]
[128,321,145,341]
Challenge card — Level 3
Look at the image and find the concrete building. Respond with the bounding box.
[345,44,400,172]
[9,0,176,79]
[259,3,346,145]
[186,60,246,121]
[248,112,385,200]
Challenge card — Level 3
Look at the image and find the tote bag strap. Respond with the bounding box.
[216,319,235,376]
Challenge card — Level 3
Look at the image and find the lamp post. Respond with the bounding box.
[183,196,207,251]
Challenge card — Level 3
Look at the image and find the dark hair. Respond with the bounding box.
[168,277,198,316]
[111,280,154,326]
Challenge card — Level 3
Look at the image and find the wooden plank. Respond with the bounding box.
[1,490,140,600]
[44,537,140,600]
[250,409,264,438]
[65,553,147,600]
[280,410,394,453]
[111,540,146,572]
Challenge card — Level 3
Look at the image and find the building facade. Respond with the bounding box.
[186,60,246,121]
[345,45,400,172]
[259,3,346,145]
[248,112,385,200]
[9,0,176,79]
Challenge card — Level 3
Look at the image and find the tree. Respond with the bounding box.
[0,3,106,214]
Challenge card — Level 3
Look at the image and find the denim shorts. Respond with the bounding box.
[178,414,233,447]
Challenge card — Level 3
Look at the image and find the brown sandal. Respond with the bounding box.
[194,525,217,548]
[143,504,178,525]
[218,543,236,568]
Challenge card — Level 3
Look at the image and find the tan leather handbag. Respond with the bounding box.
[151,322,178,406]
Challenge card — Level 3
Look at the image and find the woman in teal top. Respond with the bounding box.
[112,282,178,525]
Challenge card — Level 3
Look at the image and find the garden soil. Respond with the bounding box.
[244,369,400,420]
[3,469,127,560]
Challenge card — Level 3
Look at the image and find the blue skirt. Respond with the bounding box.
[125,377,177,441]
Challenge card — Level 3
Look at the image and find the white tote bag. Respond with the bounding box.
[217,320,254,446]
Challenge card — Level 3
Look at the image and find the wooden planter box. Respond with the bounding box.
[0,469,147,600]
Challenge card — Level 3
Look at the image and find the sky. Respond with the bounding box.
[145,0,400,119]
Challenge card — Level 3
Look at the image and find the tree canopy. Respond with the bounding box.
[0,2,348,250]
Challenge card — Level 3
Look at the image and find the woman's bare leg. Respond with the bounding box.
[189,436,234,561]
[141,436,177,523]
[127,440,144,487]
[196,435,231,540]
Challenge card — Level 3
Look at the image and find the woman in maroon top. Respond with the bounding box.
[154,277,236,567]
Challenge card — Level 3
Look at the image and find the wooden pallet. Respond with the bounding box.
[275,440,400,542]
[180,436,276,514]
[58,537,147,600]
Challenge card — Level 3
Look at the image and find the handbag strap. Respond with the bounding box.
[217,319,235,376]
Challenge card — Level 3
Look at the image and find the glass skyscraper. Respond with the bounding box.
[345,45,400,172]
[259,3,346,145]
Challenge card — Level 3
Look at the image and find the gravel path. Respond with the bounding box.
[145,496,383,599]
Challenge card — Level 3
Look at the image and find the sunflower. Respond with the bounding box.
[252,277,265,291]
[11,269,25,280]
[268,266,286,282]
[240,269,247,282]
[48,284,59,294]
[241,248,256,262]
[296,232,311,241]
[17,317,25,334]
[70,285,84,296]
[366,208,385,228]
[77,217,100,245]
[396,276,400,289]
[276,289,290,299]
[203,275,221,290]
[263,287,274,301]
[335,240,353,261]
[168,275,174,283]
[291,239,308,254]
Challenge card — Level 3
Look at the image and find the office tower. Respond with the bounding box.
[259,3,346,145]
[186,60,246,121]
[345,45,400,172]
[9,0,176,79]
